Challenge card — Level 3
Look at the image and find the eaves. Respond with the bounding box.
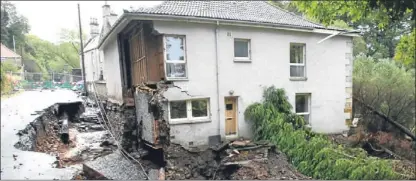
[97,13,360,50]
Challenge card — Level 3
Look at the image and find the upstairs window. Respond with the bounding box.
[234,38,251,61]
[164,35,187,79]
[295,94,311,125]
[290,43,306,78]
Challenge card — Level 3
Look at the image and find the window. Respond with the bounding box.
[234,38,251,60]
[290,43,306,78]
[295,94,311,125]
[169,99,210,122]
[164,35,187,79]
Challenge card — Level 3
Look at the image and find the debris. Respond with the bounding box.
[83,151,147,180]
[12,154,18,161]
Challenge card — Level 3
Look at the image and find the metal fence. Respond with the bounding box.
[7,71,84,91]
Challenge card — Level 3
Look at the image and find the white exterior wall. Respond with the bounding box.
[153,21,352,148]
[83,49,106,94]
[103,38,123,103]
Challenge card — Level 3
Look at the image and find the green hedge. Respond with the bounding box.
[244,86,406,180]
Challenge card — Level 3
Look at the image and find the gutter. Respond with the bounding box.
[214,21,221,138]
[98,13,359,49]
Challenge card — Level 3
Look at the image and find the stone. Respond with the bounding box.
[89,125,104,131]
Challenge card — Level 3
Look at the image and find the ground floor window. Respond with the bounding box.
[169,98,209,122]
[295,93,311,125]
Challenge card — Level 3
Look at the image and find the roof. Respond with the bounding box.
[129,1,324,29]
[1,43,21,59]
[98,1,357,49]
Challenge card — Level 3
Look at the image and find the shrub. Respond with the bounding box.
[245,86,408,179]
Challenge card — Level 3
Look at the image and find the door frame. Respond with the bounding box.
[224,96,238,138]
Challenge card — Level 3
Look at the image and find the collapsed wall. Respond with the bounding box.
[134,83,170,150]
[98,99,139,153]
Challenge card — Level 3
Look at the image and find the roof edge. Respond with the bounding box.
[98,13,359,49]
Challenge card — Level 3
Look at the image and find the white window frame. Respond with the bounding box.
[289,43,306,78]
[163,35,188,80]
[295,93,311,126]
[168,98,210,124]
[233,38,251,62]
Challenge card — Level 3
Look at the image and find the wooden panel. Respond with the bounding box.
[129,23,147,86]
[225,97,237,135]
[146,33,163,82]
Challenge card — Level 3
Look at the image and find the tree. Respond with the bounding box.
[291,1,414,28]
[290,1,414,58]
[353,55,415,136]
[58,28,87,54]
[394,29,416,70]
[1,1,30,50]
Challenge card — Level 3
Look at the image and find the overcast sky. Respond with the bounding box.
[13,1,162,43]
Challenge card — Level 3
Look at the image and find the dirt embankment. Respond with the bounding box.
[14,101,118,170]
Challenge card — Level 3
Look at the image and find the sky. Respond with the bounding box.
[13,1,163,43]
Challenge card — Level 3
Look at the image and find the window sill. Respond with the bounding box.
[166,78,189,82]
[233,58,252,63]
[289,77,307,81]
[94,80,106,84]
[169,118,211,125]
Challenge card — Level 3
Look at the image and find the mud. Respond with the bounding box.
[162,142,310,180]
[14,100,118,169]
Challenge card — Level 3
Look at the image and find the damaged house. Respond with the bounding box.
[96,1,356,150]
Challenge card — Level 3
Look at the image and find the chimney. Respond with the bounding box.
[102,3,111,21]
[89,17,99,38]
[102,2,118,34]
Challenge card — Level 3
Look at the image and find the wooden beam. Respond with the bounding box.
[353,97,416,141]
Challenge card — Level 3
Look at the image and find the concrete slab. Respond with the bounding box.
[1,90,83,179]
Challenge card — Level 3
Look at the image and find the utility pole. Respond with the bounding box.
[78,3,88,95]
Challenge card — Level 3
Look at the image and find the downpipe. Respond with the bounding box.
[215,21,222,138]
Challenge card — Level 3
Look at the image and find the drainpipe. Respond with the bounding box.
[215,21,222,138]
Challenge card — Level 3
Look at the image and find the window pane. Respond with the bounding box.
[295,95,308,113]
[290,44,304,63]
[165,36,185,61]
[170,101,187,119]
[290,65,305,77]
[234,40,249,58]
[166,63,186,78]
[191,100,208,117]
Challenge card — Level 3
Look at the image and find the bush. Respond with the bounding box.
[244,86,408,179]
[1,63,13,94]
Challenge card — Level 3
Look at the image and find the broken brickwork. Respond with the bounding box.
[135,82,170,150]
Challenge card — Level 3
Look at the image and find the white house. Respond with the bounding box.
[97,1,356,149]
[82,3,118,97]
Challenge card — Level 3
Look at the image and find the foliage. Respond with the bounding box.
[1,62,13,94]
[24,33,81,74]
[291,1,414,58]
[394,29,416,70]
[244,86,409,179]
[1,1,30,50]
[1,61,19,73]
[291,0,414,28]
[353,55,416,136]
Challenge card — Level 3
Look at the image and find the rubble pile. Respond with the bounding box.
[163,139,310,180]
[217,139,310,180]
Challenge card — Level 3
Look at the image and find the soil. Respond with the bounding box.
[14,101,118,169]
[163,143,310,180]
